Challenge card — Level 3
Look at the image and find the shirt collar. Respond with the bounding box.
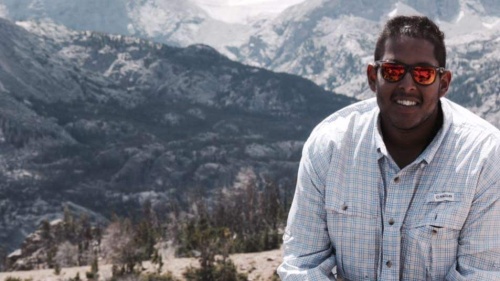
[374,110,387,160]
[374,98,452,165]
[420,98,452,164]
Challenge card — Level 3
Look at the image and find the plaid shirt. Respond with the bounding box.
[278,98,500,280]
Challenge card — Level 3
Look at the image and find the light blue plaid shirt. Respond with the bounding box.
[278,98,500,281]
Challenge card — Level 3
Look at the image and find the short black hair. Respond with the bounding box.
[374,15,446,67]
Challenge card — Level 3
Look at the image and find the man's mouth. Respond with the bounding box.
[396,100,417,106]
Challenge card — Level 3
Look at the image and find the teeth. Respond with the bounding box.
[396,100,417,106]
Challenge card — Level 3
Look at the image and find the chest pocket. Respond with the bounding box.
[325,191,379,240]
[325,193,379,281]
[404,192,468,234]
[401,192,469,281]
[325,194,378,219]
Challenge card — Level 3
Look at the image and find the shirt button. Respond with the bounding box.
[388,218,395,225]
[394,177,400,183]
[342,204,348,211]
[432,229,438,234]
[386,260,392,268]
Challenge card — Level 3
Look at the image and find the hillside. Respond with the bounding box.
[0,17,354,253]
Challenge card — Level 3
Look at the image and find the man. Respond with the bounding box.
[277,15,500,280]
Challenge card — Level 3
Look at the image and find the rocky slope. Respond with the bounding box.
[0,18,354,254]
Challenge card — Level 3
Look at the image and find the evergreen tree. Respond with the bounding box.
[151,248,163,273]
[0,245,6,271]
[62,204,75,240]
[136,200,159,259]
[40,220,52,242]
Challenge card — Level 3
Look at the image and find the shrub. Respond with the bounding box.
[183,258,247,281]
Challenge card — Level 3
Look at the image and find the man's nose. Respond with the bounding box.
[398,71,417,92]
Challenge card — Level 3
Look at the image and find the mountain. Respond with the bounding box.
[192,0,307,24]
[0,0,255,52]
[0,17,354,253]
[232,0,500,124]
[1,0,498,127]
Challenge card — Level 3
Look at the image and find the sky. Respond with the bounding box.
[193,0,307,24]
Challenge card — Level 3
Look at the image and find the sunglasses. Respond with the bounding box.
[374,60,446,86]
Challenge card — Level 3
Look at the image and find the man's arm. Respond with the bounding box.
[277,140,336,280]
[446,176,500,280]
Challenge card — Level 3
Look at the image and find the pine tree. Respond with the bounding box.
[40,220,52,242]
[62,204,75,240]
[151,248,163,273]
[0,244,8,271]
[85,256,99,280]
[136,200,159,259]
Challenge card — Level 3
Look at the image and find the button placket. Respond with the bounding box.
[379,159,420,280]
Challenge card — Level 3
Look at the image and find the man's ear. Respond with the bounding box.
[367,64,377,92]
[438,70,452,98]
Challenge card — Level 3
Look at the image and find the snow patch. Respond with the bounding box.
[6,169,41,180]
[193,0,306,24]
[483,19,500,29]
[388,7,398,18]
[137,3,170,37]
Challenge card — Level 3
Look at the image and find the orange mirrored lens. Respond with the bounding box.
[381,64,405,82]
[412,67,436,85]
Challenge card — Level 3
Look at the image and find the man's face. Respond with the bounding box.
[367,36,451,133]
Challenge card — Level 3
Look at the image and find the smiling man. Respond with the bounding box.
[278,16,500,280]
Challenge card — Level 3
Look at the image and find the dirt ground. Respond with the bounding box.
[0,248,282,281]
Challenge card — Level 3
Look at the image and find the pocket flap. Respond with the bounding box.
[428,212,464,230]
[325,195,377,219]
[405,192,465,230]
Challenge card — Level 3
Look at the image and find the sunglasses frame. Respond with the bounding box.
[374,60,446,86]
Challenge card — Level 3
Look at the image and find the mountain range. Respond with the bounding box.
[0,0,498,126]
[0,16,353,254]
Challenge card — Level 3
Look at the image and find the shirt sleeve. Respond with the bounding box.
[277,134,337,280]
[445,159,500,280]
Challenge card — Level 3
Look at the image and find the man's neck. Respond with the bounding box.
[381,108,443,169]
